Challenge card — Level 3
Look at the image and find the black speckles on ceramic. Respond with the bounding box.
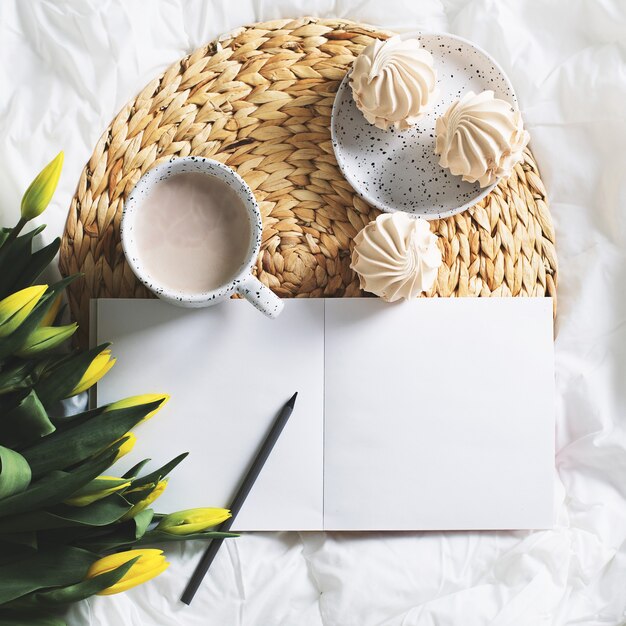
[238,280,284,319]
[121,156,283,318]
[331,32,517,220]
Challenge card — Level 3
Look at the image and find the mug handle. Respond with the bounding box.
[236,275,284,319]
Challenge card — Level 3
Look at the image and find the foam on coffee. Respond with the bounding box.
[134,172,251,294]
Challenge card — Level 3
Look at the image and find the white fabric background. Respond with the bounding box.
[1,1,626,624]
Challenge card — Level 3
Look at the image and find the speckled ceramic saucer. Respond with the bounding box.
[331,32,517,219]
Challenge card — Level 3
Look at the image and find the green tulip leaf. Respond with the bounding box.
[136,529,239,544]
[0,493,132,534]
[73,508,155,553]
[0,545,98,604]
[0,531,37,549]
[53,494,132,526]
[22,402,163,478]
[0,226,46,299]
[122,459,151,479]
[0,535,38,567]
[0,446,31,500]
[133,508,154,539]
[0,361,35,396]
[33,342,110,407]
[39,525,112,548]
[10,238,60,293]
[0,549,36,569]
[129,452,189,490]
[51,406,104,429]
[0,611,67,626]
[5,557,139,610]
[88,528,238,552]
[122,482,158,506]
[0,352,72,398]
[0,390,55,449]
[67,476,130,500]
[0,444,120,518]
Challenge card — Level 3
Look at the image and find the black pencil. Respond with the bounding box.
[180,391,298,605]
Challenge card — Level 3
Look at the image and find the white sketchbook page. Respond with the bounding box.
[323,297,555,531]
[95,298,325,531]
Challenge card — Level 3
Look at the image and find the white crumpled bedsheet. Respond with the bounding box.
[2,1,626,624]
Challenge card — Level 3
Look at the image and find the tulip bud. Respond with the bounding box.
[86,549,169,595]
[38,293,63,327]
[21,152,64,221]
[104,393,170,423]
[66,348,116,397]
[112,432,137,462]
[156,508,231,535]
[121,479,168,521]
[16,323,77,357]
[64,476,131,507]
[0,285,47,338]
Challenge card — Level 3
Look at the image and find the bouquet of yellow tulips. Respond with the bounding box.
[0,155,234,626]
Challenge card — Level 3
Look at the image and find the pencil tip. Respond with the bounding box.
[287,392,298,408]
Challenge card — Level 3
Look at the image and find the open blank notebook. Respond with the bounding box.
[93,298,554,531]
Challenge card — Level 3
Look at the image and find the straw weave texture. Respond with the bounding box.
[59,17,558,346]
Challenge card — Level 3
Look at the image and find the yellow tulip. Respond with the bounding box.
[112,432,137,461]
[104,393,170,423]
[121,479,167,521]
[64,476,131,507]
[0,285,47,338]
[87,549,169,595]
[21,152,64,221]
[156,508,231,535]
[67,348,116,397]
[39,293,63,327]
[16,323,77,357]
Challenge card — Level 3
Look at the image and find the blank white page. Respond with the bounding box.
[323,297,554,530]
[96,299,324,531]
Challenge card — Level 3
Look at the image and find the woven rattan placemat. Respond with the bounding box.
[59,17,558,346]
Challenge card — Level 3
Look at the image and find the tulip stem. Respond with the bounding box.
[1,217,28,251]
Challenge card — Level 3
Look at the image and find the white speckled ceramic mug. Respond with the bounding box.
[121,157,283,318]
